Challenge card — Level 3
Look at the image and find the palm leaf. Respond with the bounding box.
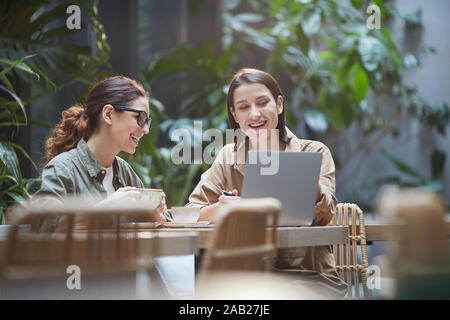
[0,142,21,184]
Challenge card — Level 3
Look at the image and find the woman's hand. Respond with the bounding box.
[100,187,168,222]
[153,192,168,222]
[199,190,241,223]
[102,187,141,205]
[218,189,241,203]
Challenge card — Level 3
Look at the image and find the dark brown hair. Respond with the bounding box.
[44,76,148,165]
[226,68,290,145]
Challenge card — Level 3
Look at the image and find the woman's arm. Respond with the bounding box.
[198,189,240,222]
[312,145,338,226]
[198,202,221,222]
[185,147,235,222]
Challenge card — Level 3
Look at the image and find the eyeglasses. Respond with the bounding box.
[113,106,152,129]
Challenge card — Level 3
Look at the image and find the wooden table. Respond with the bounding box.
[140,225,349,249]
[0,229,199,299]
[0,228,199,263]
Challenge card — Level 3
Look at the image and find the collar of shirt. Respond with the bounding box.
[76,138,125,189]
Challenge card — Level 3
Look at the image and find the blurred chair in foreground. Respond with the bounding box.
[0,203,169,299]
[332,203,372,299]
[196,198,287,299]
[200,198,280,274]
[195,271,329,300]
[196,198,349,299]
[377,187,450,299]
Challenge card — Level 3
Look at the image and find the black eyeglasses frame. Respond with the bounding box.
[113,105,152,129]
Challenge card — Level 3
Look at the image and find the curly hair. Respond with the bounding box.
[44,105,87,165]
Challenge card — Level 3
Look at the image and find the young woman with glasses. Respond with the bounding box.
[33,76,167,230]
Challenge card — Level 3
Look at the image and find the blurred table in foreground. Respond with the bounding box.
[352,217,450,242]
[0,230,198,299]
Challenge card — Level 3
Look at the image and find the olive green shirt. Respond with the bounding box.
[34,138,143,205]
[31,139,144,230]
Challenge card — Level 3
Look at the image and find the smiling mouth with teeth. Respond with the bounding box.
[248,121,267,129]
[131,135,139,144]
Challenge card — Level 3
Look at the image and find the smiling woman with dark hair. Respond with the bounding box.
[189,68,337,225]
[33,76,168,230]
[186,68,346,296]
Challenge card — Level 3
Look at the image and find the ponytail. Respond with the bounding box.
[44,105,87,166]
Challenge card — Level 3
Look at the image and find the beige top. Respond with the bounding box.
[186,127,345,291]
[186,127,337,226]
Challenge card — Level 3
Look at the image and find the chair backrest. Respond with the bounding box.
[200,198,280,274]
[0,208,155,279]
[377,188,450,299]
[332,203,372,299]
[380,189,449,269]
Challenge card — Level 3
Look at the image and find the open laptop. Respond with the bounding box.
[241,150,322,226]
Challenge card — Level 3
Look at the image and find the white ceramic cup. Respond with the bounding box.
[170,207,201,223]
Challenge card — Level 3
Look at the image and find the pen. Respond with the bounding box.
[222,190,234,196]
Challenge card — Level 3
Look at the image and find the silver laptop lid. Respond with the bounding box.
[241,151,322,226]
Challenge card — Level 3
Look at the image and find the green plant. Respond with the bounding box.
[223,0,449,202]
[52,0,445,211]
[0,0,111,101]
[375,148,446,191]
[134,43,242,206]
[140,42,238,129]
[0,56,42,223]
[0,0,111,223]
[214,0,450,206]
[139,0,448,208]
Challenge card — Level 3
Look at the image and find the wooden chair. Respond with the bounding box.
[331,203,372,299]
[0,206,175,299]
[200,198,280,275]
[377,188,450,299]
[0,208,158,279]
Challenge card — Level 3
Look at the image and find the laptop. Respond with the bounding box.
[241,150,322,226]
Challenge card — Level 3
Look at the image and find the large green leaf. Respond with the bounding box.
[0,142,21,183]
[0,84,27,122]
[358,36,384,72]
[0,54,38,78]
[304,109,329,134]
[9,142,38,171]
[301,7,321,36]
[352,65,369,103]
